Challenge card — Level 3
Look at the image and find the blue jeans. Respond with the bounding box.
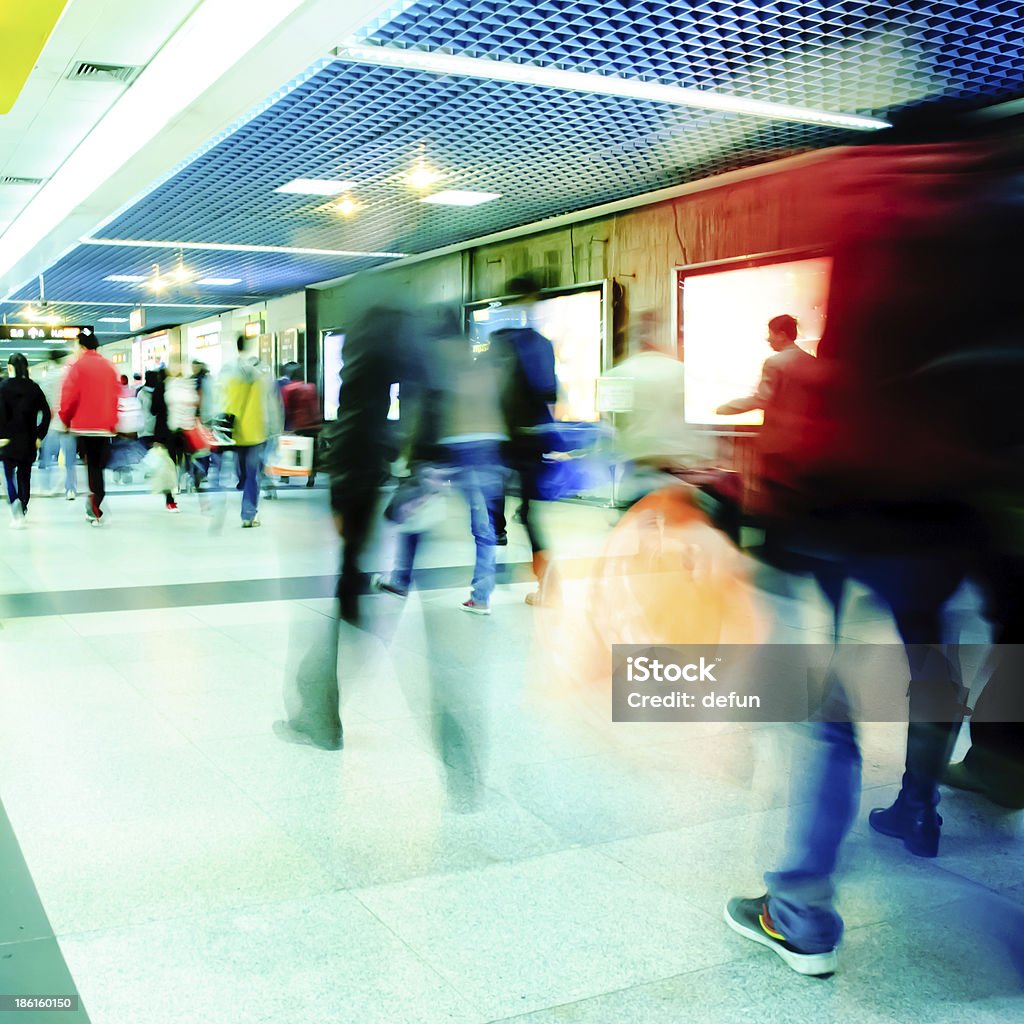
[764,551,967,953]
[391,531,421,594]
[210,444,264,521]
[445,442,502,605]
[237,444,264,521]
[39,431,77,493]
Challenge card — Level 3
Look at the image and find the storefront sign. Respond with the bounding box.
[129,308,145,332]
[0,324,93,342]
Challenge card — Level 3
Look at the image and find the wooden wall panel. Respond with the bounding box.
[312,153,837,368]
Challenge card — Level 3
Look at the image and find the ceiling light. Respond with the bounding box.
[19,305,40,320]
[275,178,357,196]
[197,277,242,286]
[422,190,501,207]
[169,256,193,283]
[334,195,360,217]
[98,317,129,324]
[43,313,62,325]
[147,264,167,293]
[334,44,891,132]
[104,274,147,283]
[407,161,442,191]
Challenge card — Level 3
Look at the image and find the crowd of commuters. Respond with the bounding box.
[1,332,286,528]
[1,121,1021,987]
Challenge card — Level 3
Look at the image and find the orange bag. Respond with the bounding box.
[535,486,764,704]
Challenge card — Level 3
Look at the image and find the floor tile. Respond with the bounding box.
[59,893,477,1024]
[357,848,751,1019]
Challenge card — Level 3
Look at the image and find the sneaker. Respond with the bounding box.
[66,490,76,501]
[724,896,838,977]
[461,598,491,615]
[166,501,180,513]
[495,532,508,546]
[868,794,942,858]
[241,518,260,528]
[9,500,24,529]
[371,574,408,599]
[272,719,342,751]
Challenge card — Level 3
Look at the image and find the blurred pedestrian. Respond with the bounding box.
[725,126,1022,976]
[491,272,559,605]
[214,336,282,527]
[59,331,119,525]
[280,362,322,487]
[37,349,78,499]
[0,353,51,527]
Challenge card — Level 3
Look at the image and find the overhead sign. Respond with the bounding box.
[0,324,94,343]
[129,308,146,332]
[244,320,262,339]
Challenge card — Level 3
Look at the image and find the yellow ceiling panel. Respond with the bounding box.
[0,0,71,115]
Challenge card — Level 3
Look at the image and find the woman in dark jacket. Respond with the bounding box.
[0,353,51,525]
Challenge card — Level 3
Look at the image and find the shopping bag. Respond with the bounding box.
[142,444,177,494]
[116,395,144,435]
[183,423,216,457]
[535,486,764,708]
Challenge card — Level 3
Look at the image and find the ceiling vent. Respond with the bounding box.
[0,176,45,186]
[65,61,141,85]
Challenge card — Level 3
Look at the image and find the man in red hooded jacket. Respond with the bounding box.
[60,331,119,525]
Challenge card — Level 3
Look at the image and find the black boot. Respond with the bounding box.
[869,786,942,858]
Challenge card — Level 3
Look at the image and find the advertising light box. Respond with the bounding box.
[680,255,831,425]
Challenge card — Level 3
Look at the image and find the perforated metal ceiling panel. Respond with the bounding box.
[362,0,1024,113]
[15,0,1024,325]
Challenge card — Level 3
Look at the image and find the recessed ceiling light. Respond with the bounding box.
[422,190,501,207]
[274,178,356,196]
[406,163,442,191]
[196,277,242,286]
[98,317,129,323]
[104,274,146,283]
[334,195,360,217]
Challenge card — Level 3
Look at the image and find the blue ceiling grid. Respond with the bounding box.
[16,0,1022,322]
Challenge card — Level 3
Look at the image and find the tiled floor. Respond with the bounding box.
[0,484,1020,1023]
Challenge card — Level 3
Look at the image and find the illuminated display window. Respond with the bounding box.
[467,283,607,423]
[679,254,831,425]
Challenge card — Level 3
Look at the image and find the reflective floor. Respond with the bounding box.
[0,476,1021,1023]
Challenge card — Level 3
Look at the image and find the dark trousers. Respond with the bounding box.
[501,455,544,555]
[77,436,111,512]
[331,483,380,624]
[966,556,1024,798]
[3,459,31,510]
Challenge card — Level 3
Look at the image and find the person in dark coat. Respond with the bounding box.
[0,353,51,526]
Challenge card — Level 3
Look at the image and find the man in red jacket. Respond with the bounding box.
[60,331,119,525]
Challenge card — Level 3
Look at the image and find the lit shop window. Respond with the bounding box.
[680,255,831,425]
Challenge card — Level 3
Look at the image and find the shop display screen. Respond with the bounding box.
[468,285,605,422]
[680,255,831,425]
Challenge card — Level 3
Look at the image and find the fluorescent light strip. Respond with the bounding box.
[334,44,890,132]
[0,299,231,309]
[423,190,501,206]
[81,238,408,259]
[197,277,243,286]
[275,178,357,195]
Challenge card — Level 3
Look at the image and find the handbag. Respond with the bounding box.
[384,465,447,530]
[183,423,216,456]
